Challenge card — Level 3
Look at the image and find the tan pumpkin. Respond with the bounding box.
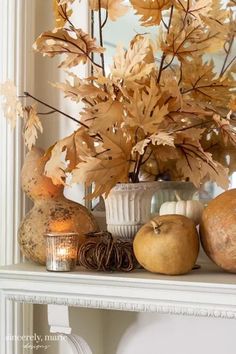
[200,189,236,273]
[19,148,98,264]
[159,194,204,225]
[133,214,199,275]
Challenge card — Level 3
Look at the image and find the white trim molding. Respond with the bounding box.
[0,1,35,354]
[0,263,236,320]
[0,0,35,265]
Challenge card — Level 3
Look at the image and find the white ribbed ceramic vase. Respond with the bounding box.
[104,182,157,241]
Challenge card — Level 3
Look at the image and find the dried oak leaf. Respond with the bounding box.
[228,0,236,7]
[228,96,236,111]
[52,78,108,103]
[58,0,75,5]
[71,129,132,198]
[125,78,169,134]
[200,4,231,52]
[142,144,179,179]
[0,80,23,128]
[81,98,124,131]
[45,128,96,185]
[33,28,104,69]
[181,57,234,106]
[132,132,175,155]
[23,105,43,150]
[53,0,73,28]
[130,0,172,26]
[160,70,183,107]
[111,36,155,82]
[175,131,229,189]
[174,0,211,24]
[213,114,236,146]
[89,0,128,21]
[44,140,69,185]
[160,20,209,63]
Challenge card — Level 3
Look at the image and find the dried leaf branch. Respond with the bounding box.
[1,0,236,197]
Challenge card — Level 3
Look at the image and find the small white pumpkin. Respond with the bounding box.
[159,193,204,225]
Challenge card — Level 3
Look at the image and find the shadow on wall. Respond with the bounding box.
[34,305,236,354]
[103,310,139,354]
[103,311,236,354]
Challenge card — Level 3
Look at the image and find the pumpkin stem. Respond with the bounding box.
[150,220,163,235]
[174,191,182,202]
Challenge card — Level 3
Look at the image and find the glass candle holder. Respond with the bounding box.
[44,232,79,272]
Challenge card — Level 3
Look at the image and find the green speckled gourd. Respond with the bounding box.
[19,148,98,265]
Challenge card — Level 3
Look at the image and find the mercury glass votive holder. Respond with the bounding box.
[44,232,79,272]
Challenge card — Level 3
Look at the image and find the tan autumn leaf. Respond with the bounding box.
[174,0,211,23]
[81,99,124,131]
[160,20,209,63]
[52,78,108,103]
[45,128,96,185]
[173,1,230,52]
[23,105,43,150]
[200,2,231,52]
[53,0,73,28]
[0,80,23,128]
[130,0,172,26]
[228,96,236,111]
[125,78,169,134]
[175,134,229,189]
[160,70,183,104]
[71,129,132,198]
[132,132,175,154]
[73,127,97,159]
[141,144,180,180]
[33,27,104,69]
[181,57,234,106]
[58,0,75,5]
[89,0,128,21]
[111,36,155,82]
[228,0,236,6]
[213,114,236,146]
[44,141,69,185]
[176,127,206,141]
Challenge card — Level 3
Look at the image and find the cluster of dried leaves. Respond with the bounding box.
[1,0,236,198]
[0,81,43,150]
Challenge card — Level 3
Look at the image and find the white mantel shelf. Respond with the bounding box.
[0,263,236,320]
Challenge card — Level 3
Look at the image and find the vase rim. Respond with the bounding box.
[44,232,79,237]
[105,180,197,195]
[114,180,195,187]
[110,181,160,192]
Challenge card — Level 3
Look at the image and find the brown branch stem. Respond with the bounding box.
[157,5,174,83]
[38,110,57,115]
[102,11,108,28]
[98,0,106,76]
[220,35,235,77]
[60,4,75,28]
[23,91,89,128]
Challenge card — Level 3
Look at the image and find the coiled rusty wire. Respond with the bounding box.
[79,231,137,272]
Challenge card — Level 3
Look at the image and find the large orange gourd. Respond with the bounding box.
[19,148,98,264]
[200,189,236,273]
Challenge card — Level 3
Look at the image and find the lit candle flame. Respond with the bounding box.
[57,248,69,257]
